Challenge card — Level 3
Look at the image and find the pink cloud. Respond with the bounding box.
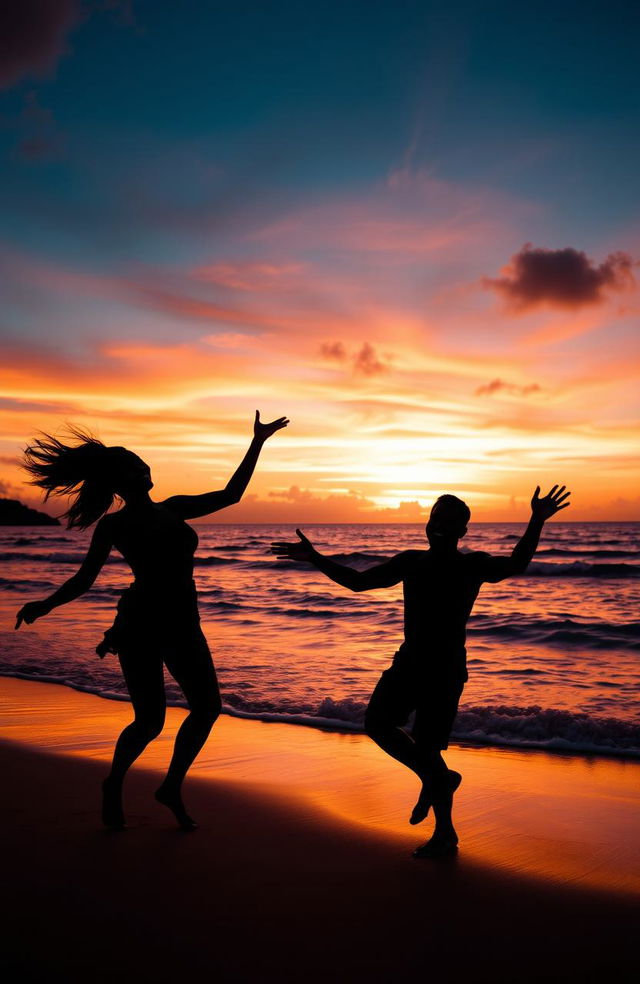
[320,341,348,361]
[353,342,388,376]
[475,378,541,397]
[250,171,531,261]
[320,340,390,376]
[268,485,317,502]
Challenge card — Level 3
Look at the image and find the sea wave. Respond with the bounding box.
[452,704,640,756]
[0,551,124,565]
[4,545,638,579]
[215,698,640,756]
[193,555,239,566]
[526,560,640,578]
[0,550,239,567]
[468,615,640,649]
[297,551,640,578]
[0,577,56,593]
[211,544,248,551]
[536,548,640,558]
[1,670,638,757]
[504,535,627,546]
[326,552,396,570]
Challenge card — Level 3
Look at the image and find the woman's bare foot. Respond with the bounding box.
[101,777,126,830]
[412,831,459,859]
[155,783,197,830]
[410,770,462,825]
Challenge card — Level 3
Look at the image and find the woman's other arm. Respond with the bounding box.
[15,516,114,628]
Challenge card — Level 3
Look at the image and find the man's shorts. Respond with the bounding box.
[365,649,467,750]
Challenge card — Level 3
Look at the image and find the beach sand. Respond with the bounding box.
[1,676,638,982]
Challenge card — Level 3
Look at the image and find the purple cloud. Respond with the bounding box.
[484,244,636,310]
[0,0,80,89]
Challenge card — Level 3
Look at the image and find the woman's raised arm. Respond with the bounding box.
[162,411,288,520]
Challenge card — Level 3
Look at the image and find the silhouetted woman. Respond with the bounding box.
[15,411,288,829]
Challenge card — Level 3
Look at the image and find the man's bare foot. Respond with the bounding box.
[409,770,462,825]
[155,784,197,830]
[101,777,126,831]
[412,831,459,859]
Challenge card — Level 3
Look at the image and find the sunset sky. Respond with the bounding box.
[1,0,638,522]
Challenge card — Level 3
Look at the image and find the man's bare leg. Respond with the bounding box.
[413,784,460,857]
[410,748,459,857]
[364,719,460,823]
[364,717,422,772]
[410,765,461,825]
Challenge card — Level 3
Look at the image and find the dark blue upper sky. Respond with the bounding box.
[1,0,638,268]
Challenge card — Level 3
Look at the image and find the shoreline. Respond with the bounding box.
[2,669,639,761]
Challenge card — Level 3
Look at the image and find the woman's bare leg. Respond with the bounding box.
[156,633,221,828]
[102,649,166,829]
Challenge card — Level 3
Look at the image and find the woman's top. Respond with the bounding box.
[96,503,201,657]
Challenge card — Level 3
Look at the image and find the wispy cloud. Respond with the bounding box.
[475,378,541,397]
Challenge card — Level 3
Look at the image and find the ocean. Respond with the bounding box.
[1,521,639,757]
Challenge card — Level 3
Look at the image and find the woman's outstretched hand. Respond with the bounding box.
[271,529,317,562]
[531,484,571,522]
[15,600,51,630]
[254,410,289,443]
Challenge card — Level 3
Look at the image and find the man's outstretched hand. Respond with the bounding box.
[531,485,571,522]
[271,529,317,562]
[254,410,289,443]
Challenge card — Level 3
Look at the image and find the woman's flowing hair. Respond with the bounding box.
[22,426,118,530]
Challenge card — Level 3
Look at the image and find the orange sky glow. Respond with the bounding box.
[1,173,638,523]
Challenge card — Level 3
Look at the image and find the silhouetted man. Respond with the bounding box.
[272,484,570,857]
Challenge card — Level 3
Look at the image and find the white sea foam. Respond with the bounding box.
[2,670,638,758]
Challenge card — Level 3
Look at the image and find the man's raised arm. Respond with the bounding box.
[477,484,571,583]
[271,529,407,592]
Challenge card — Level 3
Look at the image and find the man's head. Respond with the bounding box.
[426,494,470,550]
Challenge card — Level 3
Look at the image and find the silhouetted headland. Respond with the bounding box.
[0,498,60,526]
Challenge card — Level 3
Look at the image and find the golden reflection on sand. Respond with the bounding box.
[1,676,639,896]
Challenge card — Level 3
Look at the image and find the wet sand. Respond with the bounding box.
[1,676,638,982]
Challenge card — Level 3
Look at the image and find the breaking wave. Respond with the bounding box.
[2,670,638,758]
